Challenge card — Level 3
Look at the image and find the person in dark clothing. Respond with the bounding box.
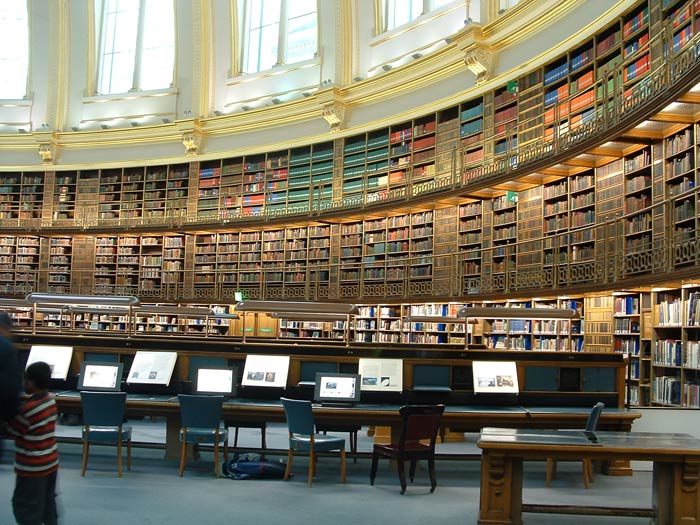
[0,312,21,462]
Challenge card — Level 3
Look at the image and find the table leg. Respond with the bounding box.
[478,451,522,525]
[652,460,700,525]
[164,414,198,461]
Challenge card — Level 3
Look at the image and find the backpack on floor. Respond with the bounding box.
[222,453,289,480]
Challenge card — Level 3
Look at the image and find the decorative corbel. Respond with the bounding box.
[181,131,202,157]
[322,102,347,133]
[38,142,57,165]
[464,44,494,84]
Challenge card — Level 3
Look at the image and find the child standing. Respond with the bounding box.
[7,361,59,525]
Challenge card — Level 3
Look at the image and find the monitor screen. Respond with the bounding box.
[241,355,290,388]
[126,351,178,386]
[472,361,519,394]
[357,358,403,392]
[26,345,74,380]
[195,367,237,396]
[314,373,361,403]
[78,362,124,392]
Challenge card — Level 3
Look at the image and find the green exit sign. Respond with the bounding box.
[507,80,518,93]
[506,191,518,203]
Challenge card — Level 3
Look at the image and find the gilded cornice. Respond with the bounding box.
[0,0,634,170]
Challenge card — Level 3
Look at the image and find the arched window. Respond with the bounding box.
[96,0,175,95]
[385,0,457,31]
[0,1,29,99]
[243,0,317,74]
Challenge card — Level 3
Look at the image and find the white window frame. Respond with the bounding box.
[241,0,318,75]
[95,0,175,95]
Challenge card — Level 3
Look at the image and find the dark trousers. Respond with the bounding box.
[12,471,58,525]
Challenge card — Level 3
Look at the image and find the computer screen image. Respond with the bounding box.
[195,367,237,396]
[314,373,361,403]
[472,361,519,394]
[126,351,178,386]
[241,355,290,388]
[26,345,74,381]
[78,362,124,392]
[357,358,403,392]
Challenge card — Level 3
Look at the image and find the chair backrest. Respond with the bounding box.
[398,405,445,449]
[178,394,224,428]
[80,391,127,427]
[413,365,450,388]
[585,402,605,432]
[281,397,315,435]
[300,361,338,383]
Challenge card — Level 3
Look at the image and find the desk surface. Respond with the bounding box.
[478,428,700,456]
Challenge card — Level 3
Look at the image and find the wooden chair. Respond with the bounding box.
[178,395,229,478]
[546,402,605,489]
[80,391,132,477]
[370,404,445,494]
[281,397,346,487]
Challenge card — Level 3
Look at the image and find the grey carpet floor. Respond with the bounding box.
[0,420,653,525]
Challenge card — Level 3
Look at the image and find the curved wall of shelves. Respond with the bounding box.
[0,0,699,304]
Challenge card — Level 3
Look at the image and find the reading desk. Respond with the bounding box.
[478,428,700,525]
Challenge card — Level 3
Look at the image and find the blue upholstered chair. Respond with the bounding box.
[80,391,132,477]
[546,401,605,489]
[281,397,346,487]
[178,394,229,478]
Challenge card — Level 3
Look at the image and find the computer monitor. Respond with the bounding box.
[241,355,290,388]
[357,358,403,392]
[126,351,178,386]
[78,361,124,392]
[194,367,237,396]
[314,373,361,404]
[472,361,519,394]
[26,345,74,381]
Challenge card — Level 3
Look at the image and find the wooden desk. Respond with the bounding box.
[52,392,640,461]
[477,428,700,525]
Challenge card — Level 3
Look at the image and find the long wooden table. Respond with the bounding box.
[52,392,640,462]
[477,428,700,525]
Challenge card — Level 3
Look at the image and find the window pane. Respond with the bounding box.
[244,0,281,73]
[432,0,455,8]
[0,1,29,99]
[386,0,423,31]
[258,23,279,71]
[97,0,139,94]
[287,0,316,19]
[286,12,316,64]
[139,0,175,90]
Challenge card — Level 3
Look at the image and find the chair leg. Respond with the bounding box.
[308,449,315,487]
[234,427,239,448]
[428,458,437,493]
[179,433,187,477]
[224,437,229,463]
[127,440,132,471]
[370,453,379,486]
[546,458,556,486]
[81,440,89,477]
[351,431,358,464]
[409,459,417,483]
[261,426,267,449]
[397,459,407,495]
[340,448,346,483]
[284,449,294,481]
[587,458,595,483]
[117,438,123,478]
[214,436,221,479]
[582,459,590,490]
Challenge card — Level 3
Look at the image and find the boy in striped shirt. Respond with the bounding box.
[7,361,59,525]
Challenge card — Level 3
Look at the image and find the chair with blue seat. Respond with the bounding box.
[281,397,346,487]
[80,391,132,477]
[178,394,229,478]
[546,401,605,489]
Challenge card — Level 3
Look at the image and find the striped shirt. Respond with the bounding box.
[7,392,59,477]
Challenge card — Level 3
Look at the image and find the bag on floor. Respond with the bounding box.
[222,453,288,480]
